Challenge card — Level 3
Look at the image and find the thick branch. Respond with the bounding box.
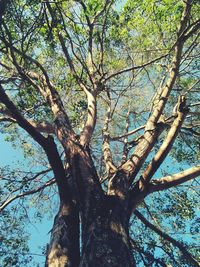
[129,164,200,214]
[1,23,73,146]
[0,107,55,133]
[102,95,117,175]
[28,121,54,134]
[55,30,97,147]
[139,96,188,190]
[134,210,199,267]
[79,91,97,147]
[121,1,192,181]
[57,34,97,146]
[0,83,48,146]
[149,165,200,193]
[0,83,72,203]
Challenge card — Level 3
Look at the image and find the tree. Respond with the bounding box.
[0,0,200,266]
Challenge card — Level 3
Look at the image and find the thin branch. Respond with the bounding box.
[46,1,90,90]
[121,105,131,164]
[1,22,73,139]
[44,3,97,147]
[0,178,55,212]
[134,209,200,267]
[182,19,200,41]
[182,126,200,137]
[131,239,168,267]
[104,53,168,82]
[92,0,113,24]
[57,31,98,147]
[111,125,145,141]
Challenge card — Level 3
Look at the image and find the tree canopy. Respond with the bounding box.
[0,0,200,266]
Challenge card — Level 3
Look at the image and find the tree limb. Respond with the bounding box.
[121,0,193,182]
[0,83,48,146]
[44,3,98,147]
[110,125,145,141]
[0,83,72,204]
[149,165,200,193]
[0,107,55,133]
[102,93,117,175]
[104,53,168,82]
[79,90,97,147]
[1,22,73,146]
[138,96,189,190]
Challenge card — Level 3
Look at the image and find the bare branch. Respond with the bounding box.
[0,106,55,133]
[149,165,200,193]
[79,90,97,147]
[138,96,189,190]
[111,125,145,141]
[102,93,117,175]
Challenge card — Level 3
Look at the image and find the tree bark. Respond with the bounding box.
[80,196,134,267]
[45,202,80,267]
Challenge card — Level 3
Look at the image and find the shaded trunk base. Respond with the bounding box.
[45,203,80,267]
[80,212,134,267]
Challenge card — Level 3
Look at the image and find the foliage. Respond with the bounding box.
[0,209,32,267]
[0,0,199,266]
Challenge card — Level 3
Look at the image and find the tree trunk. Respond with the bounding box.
[45,202,80,267]
[46,148,134,267]
[80,197,134,267]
